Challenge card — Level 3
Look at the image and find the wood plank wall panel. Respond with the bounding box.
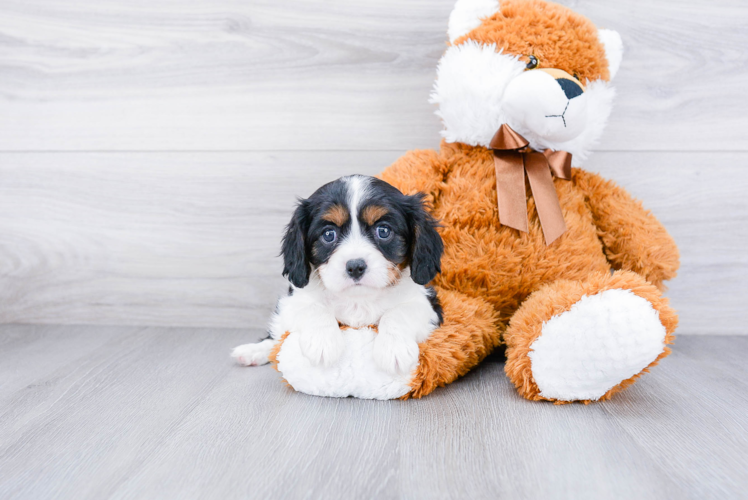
[0,152,399,328]
[584,152,748,335]
[0,0,745,332]
[0,151,745,333]
[0,0,746,151]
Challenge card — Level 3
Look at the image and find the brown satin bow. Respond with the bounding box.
[490,124,572,245]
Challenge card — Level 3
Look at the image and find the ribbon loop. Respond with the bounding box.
[490,124,529,151]
[543,149,572,180]
[490,124,572,245]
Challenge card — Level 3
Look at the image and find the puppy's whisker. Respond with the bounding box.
[387,266,403,287]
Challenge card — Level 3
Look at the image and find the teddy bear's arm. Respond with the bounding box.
[574,169,680,290]
[378,149,445,205]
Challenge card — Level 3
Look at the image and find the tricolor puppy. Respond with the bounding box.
[232,175,444,375]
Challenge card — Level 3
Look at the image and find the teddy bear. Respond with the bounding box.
[268,0,679,402]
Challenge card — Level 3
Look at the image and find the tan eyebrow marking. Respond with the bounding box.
[362,205,389,226]
[322,204,349,226]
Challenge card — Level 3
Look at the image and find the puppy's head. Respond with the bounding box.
[281,175,443,292]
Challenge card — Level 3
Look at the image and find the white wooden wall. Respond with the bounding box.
[0,0,746,334]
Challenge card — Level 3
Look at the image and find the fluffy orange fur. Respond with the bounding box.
[404,288,500,399]
[453,0,611,83]
[503,271,678,403]
[273,0,680,402]
[268,331,290,372]
[380,139,679,401]
[376,2,677,403]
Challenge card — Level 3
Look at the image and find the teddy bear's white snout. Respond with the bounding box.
[503,69,588,144]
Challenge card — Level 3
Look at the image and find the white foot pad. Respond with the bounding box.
[529,289,667,401]
[232,339,276,366]
[276,328,414,400]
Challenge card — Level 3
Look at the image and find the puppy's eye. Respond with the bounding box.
[526,55,539,70]
[376,225,392,240]
[322,228,337,243]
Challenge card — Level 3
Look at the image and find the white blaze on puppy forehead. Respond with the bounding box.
[344,174,370,234]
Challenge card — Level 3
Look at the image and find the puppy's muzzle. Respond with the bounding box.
[346,259,367,281]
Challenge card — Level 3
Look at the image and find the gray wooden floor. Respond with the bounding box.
[1,325,746,500]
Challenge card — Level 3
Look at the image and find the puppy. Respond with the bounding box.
[232,175,444,375]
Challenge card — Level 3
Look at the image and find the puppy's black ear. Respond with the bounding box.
[406,193,444,285]
[281,200,311,288]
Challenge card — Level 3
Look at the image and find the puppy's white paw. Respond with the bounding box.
[299,326,345,367]
[231,339,275,366]
[372,333,419,375]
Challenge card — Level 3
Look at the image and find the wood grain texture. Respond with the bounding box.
[0,0,745,331]
[0,150,396,328]
[0,326,746,500]
[0,0,747,151]
[0,151,745,333]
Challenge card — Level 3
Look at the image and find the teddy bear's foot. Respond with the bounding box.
[504,271,678,403]
[529,289,666,401]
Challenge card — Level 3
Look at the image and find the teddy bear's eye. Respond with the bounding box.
[526,55,539,70]
[573,72,580,81]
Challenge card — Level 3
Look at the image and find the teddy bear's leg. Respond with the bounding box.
[404,287,502,399]
[504,270,678,403]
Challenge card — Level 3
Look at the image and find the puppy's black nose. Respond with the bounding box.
[556,78,584,100]
[346,259,367,281]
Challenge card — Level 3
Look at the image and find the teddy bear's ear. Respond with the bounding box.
[598,29,624,81]
[448,0,500,43]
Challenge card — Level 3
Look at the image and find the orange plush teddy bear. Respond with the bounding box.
[270,0,679,403]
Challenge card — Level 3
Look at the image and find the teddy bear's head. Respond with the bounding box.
[431,0,623,164]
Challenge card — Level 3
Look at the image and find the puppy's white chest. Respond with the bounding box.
[330,296,384,328]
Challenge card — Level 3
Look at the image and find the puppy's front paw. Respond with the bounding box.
[372,333,419,375]
[232,340,275,366]
[299,326,345,367]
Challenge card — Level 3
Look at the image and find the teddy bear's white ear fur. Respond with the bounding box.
[448,0,501,43]
[598,29,623,80]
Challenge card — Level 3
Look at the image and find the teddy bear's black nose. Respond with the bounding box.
[556,78,584,100]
